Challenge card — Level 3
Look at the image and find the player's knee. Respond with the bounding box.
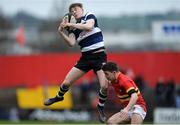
[107,118,114,124]
[131,113,143,124]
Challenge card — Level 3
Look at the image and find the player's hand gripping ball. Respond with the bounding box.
[62,13,76,32]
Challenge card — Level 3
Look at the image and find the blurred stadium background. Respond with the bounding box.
[0,0,180,124]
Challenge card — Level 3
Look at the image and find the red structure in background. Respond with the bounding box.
[0,52,179,88]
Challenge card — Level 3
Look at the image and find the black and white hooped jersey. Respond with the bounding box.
[70,12,105,53]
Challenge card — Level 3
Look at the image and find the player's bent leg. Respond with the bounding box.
[131,105,146,124]
[107,112,121,125]
[107,111,130,125]
[62,67,86,86]
[96,70,108,101]
[96,70,108,123]
[44,67,86,106]
[131,113,143,124]
[96,70,109,91]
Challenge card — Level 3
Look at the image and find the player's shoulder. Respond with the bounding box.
[119,73,130,83]
[85,12,96,17]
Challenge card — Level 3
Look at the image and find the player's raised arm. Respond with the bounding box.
[65,19,94,31]
[58,22,76,47]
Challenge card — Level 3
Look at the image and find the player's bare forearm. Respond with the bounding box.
[124,93,138,111]
[67,19,94,31]
[71,23,92,31]
[59,32,76,47]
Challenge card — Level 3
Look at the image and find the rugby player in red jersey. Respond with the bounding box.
[102,62,147,124]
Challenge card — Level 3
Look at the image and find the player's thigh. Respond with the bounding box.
[96,70,108,89]
[131,113,143,124]
[107,111,130,124]
[63,67,86,85]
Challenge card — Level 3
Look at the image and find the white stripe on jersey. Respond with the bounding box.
[77,27,102,43]
[81,41,104,52]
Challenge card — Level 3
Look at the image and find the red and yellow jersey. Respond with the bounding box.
[111,73,147,112]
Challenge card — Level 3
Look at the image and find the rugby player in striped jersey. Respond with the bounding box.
[44,3,108,123]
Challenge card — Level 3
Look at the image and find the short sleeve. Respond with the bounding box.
[86,14,96,21]
[122,80,136,96]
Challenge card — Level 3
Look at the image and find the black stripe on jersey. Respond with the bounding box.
[128,88,139,96]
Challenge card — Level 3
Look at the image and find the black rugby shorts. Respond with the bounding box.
[74,51,107,73]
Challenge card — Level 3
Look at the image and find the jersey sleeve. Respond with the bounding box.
[86,14,96,21]
[122,80,136,96]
